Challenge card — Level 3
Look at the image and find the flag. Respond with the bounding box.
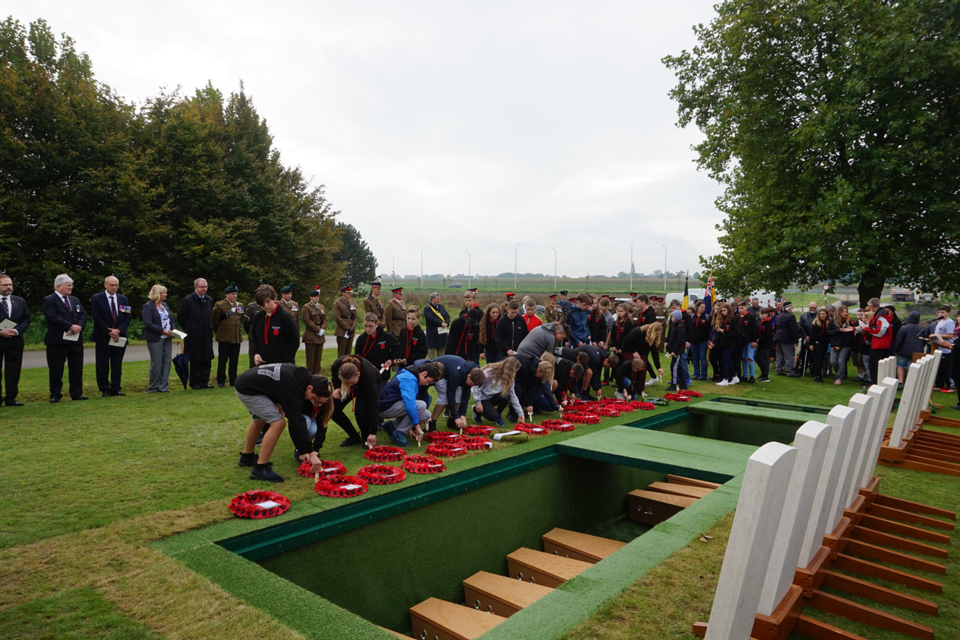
[704,272,716,316]
[682,272,689,309]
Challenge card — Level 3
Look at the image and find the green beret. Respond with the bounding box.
[224,281,238,294]
[280,282,293,294]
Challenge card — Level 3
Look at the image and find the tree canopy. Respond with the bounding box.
[0,17,346,310]
[333,222,378,289]
[664,0,960,305]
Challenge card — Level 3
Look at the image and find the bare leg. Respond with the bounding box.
[582,369,593,392]
[243,419,267,454]
[257,419,286,464]
[431,403,446,421]
[897,366,905,383]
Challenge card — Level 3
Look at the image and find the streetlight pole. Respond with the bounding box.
[661,244,667,291]
[514,244,521,290]
[388,252,395,288]
[551,247,557,290]
[420,247,428,289]
[465,250,471,289]
[630,239,635,291]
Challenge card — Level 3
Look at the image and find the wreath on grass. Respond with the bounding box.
[464,425,497,436]
[593,407,622,417]
[563,412,602,424]
[460,435,495,449]
[424,431,463,444]
[649,397,671,407]
[515,424,548,435]
[540,420,575,432]
[297,460,346,478]
[364,446,407,462]
[229,490,291,519]
[357,464,407,485]
[629,401,656,410]
[663,393,690,402]
[678,390,703,398]
[314,475,368,498]
[403,455,447,474]
[425,442,467,457]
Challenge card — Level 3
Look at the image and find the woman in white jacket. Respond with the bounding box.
[471,356,524,426]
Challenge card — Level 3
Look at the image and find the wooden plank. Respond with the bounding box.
[851,526,948,559]
[907,444,960,464]
[647,481,712,499]
[872,494,957,520]
[897,456,960,478]
[859,514,952,544]
[462,571,553,618]
[506,548,591,588]
[540,528,627,564]
[627,489,698,507]
[667,474,721,489]
[822,571,937,615]
[834,554,942,593]
[809,590,933,639]
[866,503,956,531]
[409,598,505,640]
[628,489,697,525]
[794,615,869,640]
[843,539,946,574]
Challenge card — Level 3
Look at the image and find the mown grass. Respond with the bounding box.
[3,347,956,639]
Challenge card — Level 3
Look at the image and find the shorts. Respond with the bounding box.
[896,355,912,368]
[236,392,283,423]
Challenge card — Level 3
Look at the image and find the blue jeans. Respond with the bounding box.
[689,341,708,379]
[741,343,755,379]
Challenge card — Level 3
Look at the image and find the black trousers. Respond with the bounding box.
[0,344,23,401]
[216,342,241,385]
[189,359,212,388]
[47,343,84,398]
[936,352,953,389]
[331,394,379,440]
[480,393,509,421]
[95,342,126,393]
[756,346,771,379]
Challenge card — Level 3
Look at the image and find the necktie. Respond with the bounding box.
[1,297,8,318]
[110,296,118,327]
[63,295,70,310]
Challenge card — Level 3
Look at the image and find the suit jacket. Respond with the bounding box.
[42,292,87,346]
[177,292,214,361]
[90,291,132,345]
[141,302,176,342]
[0,294,31,349]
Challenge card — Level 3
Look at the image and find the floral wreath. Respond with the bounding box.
[424,431,463,444]
[357,464,407,485]
[314,474,369,498]
[425,441,467,457]
[663,393,690,402]
[540,420,575,432]
[364,445,407,462]
[629,401,656,410]
[464,425,497,436]
[649,397,671,406]
[229,490,291,519]
[515,424,548,435]
[297,460,346,478]
[563,412,602,424]
[593,407,622,417]
[403,454,447,474]
[460,435,495,449]
[678,390,703,398]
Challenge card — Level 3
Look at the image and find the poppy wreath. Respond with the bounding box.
[464,425,496,436]
[678,390,703,398]
[364,445,407,462]
[601,400,635,412]
[593,407,622,417]
[460,435,495,450]
[403,454,447,474]
[663,393,690,402]
[564,412,602,424]
[297,460,346,478]
[229,490,291,519]
[540,419,575,432]
[315,474,369,498]
[515,424,548,435]
[629,401,657,411]
[425,441,467,457]
[357,464,407,485]
[649,397,671,407]
[424,431,463,444]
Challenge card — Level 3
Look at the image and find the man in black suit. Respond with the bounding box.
[177,277,215,389]
[0,273,31,406]
[41,273,88,402]
[91,275,132,397]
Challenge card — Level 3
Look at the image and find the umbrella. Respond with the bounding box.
[172,342,190,389]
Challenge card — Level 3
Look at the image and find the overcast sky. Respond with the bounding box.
[13,1,725,279]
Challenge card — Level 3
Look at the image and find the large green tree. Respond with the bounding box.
[333,222,377,290]
[664,0,960,305]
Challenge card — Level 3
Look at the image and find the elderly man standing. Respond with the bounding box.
[212,282,244,387]
[91,275,132,397]
[178,278,215,389]
[42,273,88,402]
[0,273,31,406]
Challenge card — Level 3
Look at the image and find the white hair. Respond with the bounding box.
[54,273,73,287]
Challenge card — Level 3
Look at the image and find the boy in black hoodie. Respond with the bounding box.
[495,300,529,360]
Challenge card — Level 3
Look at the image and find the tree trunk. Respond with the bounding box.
[857,275,886,308]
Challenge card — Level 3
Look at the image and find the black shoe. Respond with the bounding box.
[250,463,284,483]
[666,384,677,392]
[953,405,960,411]
[112,391,126,397]
[217,382,226,388]
[814,377,824,383]
[50,395,62,403]
[748,377,755,383]
[427,420,437,433]
[72,395,89,401]
[472,407,483,423]
[102,392,112,398]
[339,436,361,447]
[382,420,396,435]
[294,448,301,464]
[255,424,269,446]
[788,373,801,378]
[4,400,23,406]
[238,452,258,467]
[201,384,215,389]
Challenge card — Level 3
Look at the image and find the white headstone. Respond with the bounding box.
[705,442,797,640]
[799,405,857,567]
[920,350,943,411]
[889,362,923,448]
[859,378,898,488]
[758,421,832,616]
[878,356,896,385]
[908,355,935,436]
[832,394,875,525]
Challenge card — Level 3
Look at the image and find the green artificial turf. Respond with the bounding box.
[0,587,160,640]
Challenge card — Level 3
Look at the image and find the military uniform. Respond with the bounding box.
[278,298,300,331]
[363,292,384,325]
[302,296,327,374]
[212,288,245,386]
[243,300,260,368]
[385,297,406,337]
[333,289,358,357]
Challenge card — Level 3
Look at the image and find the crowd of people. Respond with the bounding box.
[2,273,957,483]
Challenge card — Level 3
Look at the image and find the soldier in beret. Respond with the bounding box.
[363,281,384,326]
[302,287,327,374]
[212,281,245,387]
[384,287,406,337]
[333,286,358,357]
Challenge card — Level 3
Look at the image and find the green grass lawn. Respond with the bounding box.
[2,350,958,639]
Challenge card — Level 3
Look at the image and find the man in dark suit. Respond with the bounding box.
[177,278,215,389]
[0,273,32,406]
[91,275,132,397]
[41,273,88,402]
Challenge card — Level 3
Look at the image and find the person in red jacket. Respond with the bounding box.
[862,297,892,386]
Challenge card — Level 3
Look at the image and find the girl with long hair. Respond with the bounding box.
[471,356,524,426]
[479,303,501,363]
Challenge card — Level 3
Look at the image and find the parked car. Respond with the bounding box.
[448,283,462,288]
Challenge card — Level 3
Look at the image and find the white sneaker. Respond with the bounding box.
[615,392,624,400]
[730,377,740,385]
[716,380,729,386]
[648,377,659,385]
